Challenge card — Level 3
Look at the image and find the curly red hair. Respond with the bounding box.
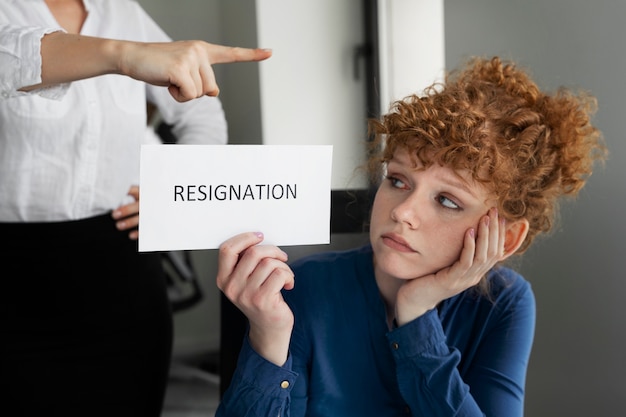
[367,56,607,253]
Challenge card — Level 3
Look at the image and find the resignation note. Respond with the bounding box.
[138,144,333,252]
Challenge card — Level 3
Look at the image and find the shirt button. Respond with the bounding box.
[280,380,290,389]
[391,342,399,350]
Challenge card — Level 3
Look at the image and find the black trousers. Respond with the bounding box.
[0,214,173,417]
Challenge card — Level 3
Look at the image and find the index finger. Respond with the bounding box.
[219,232,264,263]
[217,232,265,281]
[208,46,273,65]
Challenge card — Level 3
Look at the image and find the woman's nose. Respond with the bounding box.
[390,193,421,229]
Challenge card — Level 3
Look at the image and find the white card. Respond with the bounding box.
[138,144,333,252]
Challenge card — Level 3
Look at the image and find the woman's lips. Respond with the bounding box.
[381,233,416,253]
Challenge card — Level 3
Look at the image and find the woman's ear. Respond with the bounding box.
[502,219,530,260]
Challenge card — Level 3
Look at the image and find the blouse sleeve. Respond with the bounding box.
[387,281,536,417]
[0,24,68,99]
[216,333,299,417]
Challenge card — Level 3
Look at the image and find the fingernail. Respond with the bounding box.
[483,216,490,227]
[112,210,121,219]
[254,232,264,239]
[116,221,126,230]
[469,228,475,238]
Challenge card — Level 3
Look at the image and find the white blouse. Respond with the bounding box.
[0,0,227,221]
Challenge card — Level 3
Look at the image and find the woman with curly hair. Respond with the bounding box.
[215,56,607,417]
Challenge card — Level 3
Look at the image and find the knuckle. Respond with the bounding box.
[230,46,243,60]
[220,281,236,299]
[190,40,205,54]
[250,291,265,307]
[215,272,227,289]
[258,257,274,269]
[218,243,236,257]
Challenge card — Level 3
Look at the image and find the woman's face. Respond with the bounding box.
[369,150,495,281]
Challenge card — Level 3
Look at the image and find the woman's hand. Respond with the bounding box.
[119,41,273,101]
[33,32,272,102]
[217,232,295,366]
[395,208,506,326]
[112,185,140,240]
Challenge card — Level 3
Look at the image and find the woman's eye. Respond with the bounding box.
[387,176,408,190]
[438,195,460,209]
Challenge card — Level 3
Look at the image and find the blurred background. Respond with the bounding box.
[138,1,625,416]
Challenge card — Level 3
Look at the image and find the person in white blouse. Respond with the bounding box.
[0,1,271,416]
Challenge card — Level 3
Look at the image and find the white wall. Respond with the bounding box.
[377,0,445,110]
[255,0,368,190]
[445,1,626,415]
